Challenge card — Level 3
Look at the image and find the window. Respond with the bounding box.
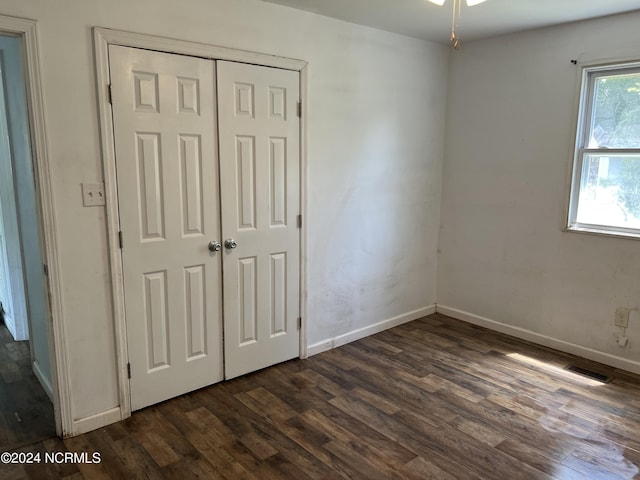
[568,62,640,238]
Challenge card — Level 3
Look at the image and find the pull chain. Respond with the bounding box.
[450,0,462,49]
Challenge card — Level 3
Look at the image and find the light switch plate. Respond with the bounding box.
[82,182,105,207]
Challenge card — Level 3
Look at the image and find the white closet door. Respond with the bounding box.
[217,61,301,379]
[110,45,223,410]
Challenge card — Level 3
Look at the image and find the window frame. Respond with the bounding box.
[567,60,640,239]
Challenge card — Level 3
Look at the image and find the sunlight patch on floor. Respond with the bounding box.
[506,353,605,386]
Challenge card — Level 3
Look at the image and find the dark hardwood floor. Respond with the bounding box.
[0,323,55,453]
[3,313,640,479]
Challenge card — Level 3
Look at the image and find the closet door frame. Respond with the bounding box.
[93,27,309,421]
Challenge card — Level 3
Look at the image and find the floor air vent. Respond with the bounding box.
[566,365,611,383]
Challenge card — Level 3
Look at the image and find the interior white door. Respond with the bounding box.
[217,61,300,379]
[110,45,223,410]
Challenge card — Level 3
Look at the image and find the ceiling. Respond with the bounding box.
[259,0,640,44]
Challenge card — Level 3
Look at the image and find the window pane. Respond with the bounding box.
[589,72,640,148]
[576,154,640,229]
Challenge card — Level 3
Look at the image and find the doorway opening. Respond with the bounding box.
[0,33,55,450]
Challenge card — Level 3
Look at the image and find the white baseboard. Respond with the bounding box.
[72,407,122,437]
[436,304,640,375]
[32,360,53,401]
[307,305,436,357]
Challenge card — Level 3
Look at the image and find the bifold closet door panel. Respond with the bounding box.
[109,45,223,411]
[216,60,301,379]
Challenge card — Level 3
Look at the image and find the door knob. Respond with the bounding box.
[224,238,237,249]
[208,241,222,252]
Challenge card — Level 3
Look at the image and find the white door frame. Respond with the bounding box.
[0,15,68,437]
[94,27,309,419]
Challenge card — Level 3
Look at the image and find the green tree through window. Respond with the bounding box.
[592,74,640,216]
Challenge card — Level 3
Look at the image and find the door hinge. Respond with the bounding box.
[43,264,49,276]
[108,84,113,104]
[297,214,302,229]
[118,231,123,249]
[127,362,131,379]
[297,317,302,330]
[297,101,302,118]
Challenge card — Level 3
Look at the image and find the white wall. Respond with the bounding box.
[0,35,52,393]
[0,0,448,426]
[439,11,640,370]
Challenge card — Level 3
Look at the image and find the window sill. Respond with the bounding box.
[564,224,640,241]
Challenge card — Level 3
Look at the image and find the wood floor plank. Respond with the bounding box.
[325,393,485,479]
[401,456,459,480]
[394,408,552,480]
[562,454,629,480]
[495,437,571,476]
[570,442,640,479]
[447,416,507,447]
[160,457,224,480]
[303,407,417,467]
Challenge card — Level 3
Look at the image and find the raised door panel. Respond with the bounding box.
[179,134,204,236]
[269,137,287,227]
[238,257,258,344]
[270,252,287,337]
[136,133,165,240]
[236,136,257,230]
[143,271,169,370]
